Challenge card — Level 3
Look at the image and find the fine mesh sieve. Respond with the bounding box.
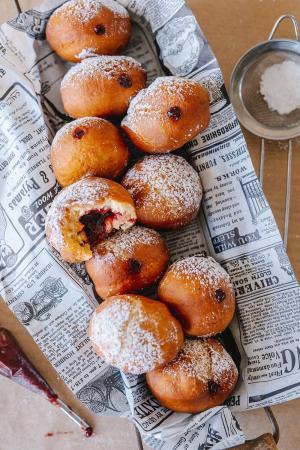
[230,14,300,140]
[230,14,300,247]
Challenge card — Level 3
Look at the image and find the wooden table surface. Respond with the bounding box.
[0,1,299,449]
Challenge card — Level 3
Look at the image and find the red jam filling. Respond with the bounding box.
[79,209,119,247]
[0,328,57,402]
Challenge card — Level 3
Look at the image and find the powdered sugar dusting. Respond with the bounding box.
[56,0,129,24]
[122,76,201,127]
[61,55,142,88]
[170,256,231,289]
[75,48,98,59]
[90,296,179,373]
[122,155,202,218]
[163,338,237,385]
[93,226,162,262]
[53,117,109,143]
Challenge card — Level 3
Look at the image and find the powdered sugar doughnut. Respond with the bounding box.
[61,55,146,118]
[86,226,169,299]
[158,256,235,336]
[46,0,131,62]
[121,76,210,153]
[51,117,129,187]
[45,177,136,263]
[146,338,238,413]
[88,294,184,374]
[122,154,202,229]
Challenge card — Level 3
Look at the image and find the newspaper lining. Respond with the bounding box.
[0,0,299,448]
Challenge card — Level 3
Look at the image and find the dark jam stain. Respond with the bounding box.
[126,258,142,275]
[94,24,106,35]
[45,431,74,438]
[79,209,113,247]
[208,380,219,395]
[85,426,93,438]
[215,289,226,303]
[73,127,86,140]
[118,73,132,88]
[167,106,181,121]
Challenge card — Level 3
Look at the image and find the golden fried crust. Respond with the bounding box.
[158,256,236,336]
[85,226,169,299]
[121,77,210,153]
[60,56,147,118]
[146,338,238,413]
[88,294,184,374]
[51,117,129,187]
[46,0,131,62]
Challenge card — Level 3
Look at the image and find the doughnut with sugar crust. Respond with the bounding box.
[46,0,131,62]
[146,337,238,413]
[88,294,184,374]
[158,256,236,336]
[121,76,210,153]
[85,226,169,299]
[60,55,146,118]
[122,154,202,229]
[45,176,136,263]
[51,117,129,187]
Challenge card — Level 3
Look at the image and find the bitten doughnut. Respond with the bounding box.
[121,76,210,153]
[88,294,184,374]
[45,177,136,263]
[158,256,235,336]
[86,226,169,299]
[61,56,146,118]
[122,155,202,229]
[51,117,129,187]
[46,0,131,62]
[146,338,238,413]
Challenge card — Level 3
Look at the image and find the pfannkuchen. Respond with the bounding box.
[61,55,146,118]
[88,294,184,374]
[122,155,202,229]
[158,256,235,336]
[146,338,238,413]
[121,76,210,153]
[51,117,129,187]
[46,0,131,62]
[85,226,169,299]
[45,177,136,263]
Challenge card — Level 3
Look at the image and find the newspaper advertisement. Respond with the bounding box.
[0,0,299,448]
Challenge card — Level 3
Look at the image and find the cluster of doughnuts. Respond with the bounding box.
[45,0,237,414]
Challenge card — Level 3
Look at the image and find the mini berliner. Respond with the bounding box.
[122,154,202,229]
[88,294,184,374]
[46,0,131,62]
[158,256,235,336]
[121,76,210,153]
[61,55,146,118]
[146,338,238,413]
[51,117,129,187]
[45,177,136,263]
[85,226,169,299]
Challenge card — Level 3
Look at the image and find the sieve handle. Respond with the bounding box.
[268,14,299,41]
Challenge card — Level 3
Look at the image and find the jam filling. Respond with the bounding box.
[0,327,57,402]
[167,106,181,120]
[73,127,86,140]
[79,209,116,247]
[126,258,142,275]
[94,24,106,35]
[118,73,132,88]
[215,289,226,303]
[208,380,219,395]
